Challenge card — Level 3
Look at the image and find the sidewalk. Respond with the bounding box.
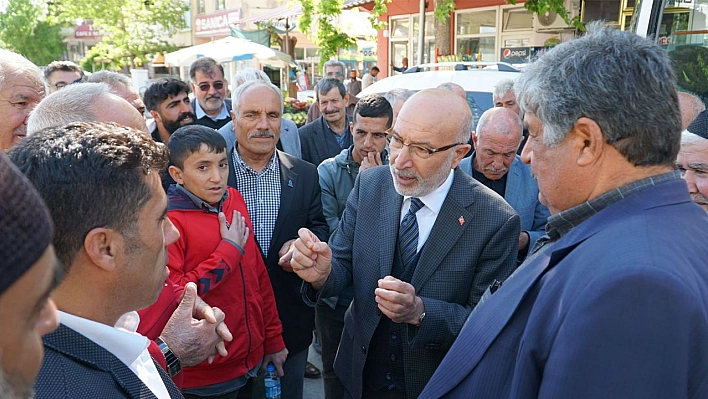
[303,343,324,398]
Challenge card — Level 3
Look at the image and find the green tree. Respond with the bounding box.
[297,0,356,68]
[49,0,188,68]
[0,0,65,65]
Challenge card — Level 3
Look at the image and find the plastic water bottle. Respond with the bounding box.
[264,363,281,399]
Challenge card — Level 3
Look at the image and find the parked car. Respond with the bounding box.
[359,62,523,127]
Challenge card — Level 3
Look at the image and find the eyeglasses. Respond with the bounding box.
[325,72,344,77]
[52,76,84,90]
[197,81,225,92]
[386,130,462,160]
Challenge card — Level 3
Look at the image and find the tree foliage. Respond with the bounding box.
[49,0,188,68]
[297,0,356,69]
[0,0,65,65]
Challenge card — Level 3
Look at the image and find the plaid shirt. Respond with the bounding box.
[231,149,281,257]
[532,170,681,253]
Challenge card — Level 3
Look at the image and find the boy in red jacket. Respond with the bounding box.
[166,125,287,398]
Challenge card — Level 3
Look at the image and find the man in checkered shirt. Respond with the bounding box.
[225,80,329,399]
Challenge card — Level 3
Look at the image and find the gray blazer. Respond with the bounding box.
[459,155,550,251]
[218,118,302,159]
[307,166,520,399]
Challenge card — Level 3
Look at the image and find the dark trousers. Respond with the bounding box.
[315,301,348,399]
[281,347,308,399]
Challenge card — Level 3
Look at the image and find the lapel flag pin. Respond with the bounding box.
[288,179,293,187]
[458,216,465,226]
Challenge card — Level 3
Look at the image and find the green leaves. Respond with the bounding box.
[296,0,356,69]
[0,0,65,64]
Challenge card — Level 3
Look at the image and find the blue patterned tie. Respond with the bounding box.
[398,198,424,270]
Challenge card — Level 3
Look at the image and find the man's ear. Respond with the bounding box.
[343,93,350,104]
[150,110,161,124]
[451,143,472,169]
[572,117,604,167]
[83,228,121,272]
[471,131,478,149]
[168,165,184,184]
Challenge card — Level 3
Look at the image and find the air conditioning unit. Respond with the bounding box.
[533,0,580,32]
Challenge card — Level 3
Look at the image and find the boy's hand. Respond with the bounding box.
[219,211,249,248]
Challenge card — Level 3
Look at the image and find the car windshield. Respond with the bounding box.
[629,0,708,103]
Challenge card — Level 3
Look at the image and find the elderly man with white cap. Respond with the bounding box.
[677,109,708,212]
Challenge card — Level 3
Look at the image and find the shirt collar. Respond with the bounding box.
[175,184,228,213]
[233,147,279,175]
[58,310,148,368]
[193,98,229,121]
[403,169,455,215]
[323,115,351,134]
[545,170,681,241]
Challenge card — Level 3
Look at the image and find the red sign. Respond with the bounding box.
[194,9,241,37]
[74,24,102,39]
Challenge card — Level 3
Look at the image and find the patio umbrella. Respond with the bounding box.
[164,36,295,67]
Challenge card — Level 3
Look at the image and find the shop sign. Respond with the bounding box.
[74,24,102,39]
[500,46,549,64]
[195,9,241,37]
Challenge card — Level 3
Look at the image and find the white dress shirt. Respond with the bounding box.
[59,311,172,399]
[400,169,455,252]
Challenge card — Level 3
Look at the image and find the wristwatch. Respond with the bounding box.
[155,337,182,378]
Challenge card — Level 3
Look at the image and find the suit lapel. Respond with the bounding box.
[153,358,184,398]
[314,117,331,164]
[43,324,159,399]
[412,171,473,288]
[504,156,523,210]
[380,177,402,279]
[269,151,297,253]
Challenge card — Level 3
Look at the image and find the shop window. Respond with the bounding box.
[215,0,224,10]
[503,8,533,31]
[582,0,622,24]
[457,10,497,35]
[196,0,205,14]
[457,37,496,61]
[391,18,410,37]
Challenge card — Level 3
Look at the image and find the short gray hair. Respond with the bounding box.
[0,49,44,93]
[231,80,283,118]
[493,78,516,100]
[384,88,414,105]
[27,83,110,134]
[515,23,680,167]
[476,108,523,141]
[231,68,271,90]
[322,60,345,75]
[87,70,133,91]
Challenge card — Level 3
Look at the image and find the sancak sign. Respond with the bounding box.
[195,9,241,37]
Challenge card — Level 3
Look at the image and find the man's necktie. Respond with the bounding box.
[398,198,424,270]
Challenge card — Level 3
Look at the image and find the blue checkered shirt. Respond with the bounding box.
[231,149,281,257]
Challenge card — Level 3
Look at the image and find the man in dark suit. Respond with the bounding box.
[288,88,520,399]
[226,80,329,399]
[299,78,353,167]
[10,122,186,398]
[420,25,708,399]
[458,107,550,261]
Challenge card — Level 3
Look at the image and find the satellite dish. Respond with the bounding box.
[537,11,558,27]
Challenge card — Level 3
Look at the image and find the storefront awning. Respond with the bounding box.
[342,0,374,9]
[238,5,303,24]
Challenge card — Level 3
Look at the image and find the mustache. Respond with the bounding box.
[324,109,340,115]
[485,166,508,173]
[206,94,221,101]
[248,130,276,139]
[177,112,195,123]
[393,168,419,179]
[691,193,708,205]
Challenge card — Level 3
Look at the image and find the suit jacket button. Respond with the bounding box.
[361,346,367,354]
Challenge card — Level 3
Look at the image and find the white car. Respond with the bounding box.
[359,62,523,127]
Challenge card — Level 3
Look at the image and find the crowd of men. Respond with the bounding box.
[1,22,708,399]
